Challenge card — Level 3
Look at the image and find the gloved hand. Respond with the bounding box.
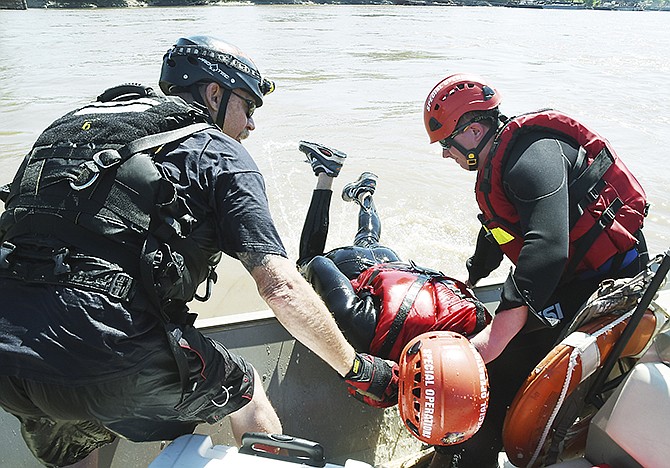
[347,387,397,408]
[344,353,398,408]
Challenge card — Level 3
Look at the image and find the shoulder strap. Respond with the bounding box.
[69,122,212,191]
[568,147,614,228]
[119,122,212,159]
[378,273,431,358]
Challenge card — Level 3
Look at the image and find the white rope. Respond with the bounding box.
[526,310,633,467]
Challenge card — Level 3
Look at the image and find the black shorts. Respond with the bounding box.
[0,325,254,467]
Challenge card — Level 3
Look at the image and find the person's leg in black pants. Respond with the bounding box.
[298,187,333,268]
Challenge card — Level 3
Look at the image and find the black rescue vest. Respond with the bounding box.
[0,84,218,323]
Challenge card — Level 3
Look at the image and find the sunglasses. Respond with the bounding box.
[231,90,256,118]
[439,122,471,150]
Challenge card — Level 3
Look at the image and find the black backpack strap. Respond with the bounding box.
[69,122,212,191]
[138,234,171,322]
[377,273,430,358]
[118,122,212,159]
[96,83,156,102]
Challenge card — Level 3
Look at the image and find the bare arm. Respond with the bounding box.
[470,305,528,363]
[238,252,356,376]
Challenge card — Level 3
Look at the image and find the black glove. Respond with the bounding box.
[466,227,504,286]
[344,353,398,408]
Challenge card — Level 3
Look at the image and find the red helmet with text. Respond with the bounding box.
[398,331,489,446]
[424,74,501,143]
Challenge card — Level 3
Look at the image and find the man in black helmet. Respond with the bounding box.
[159,36,275,141]
[0,36,397,467]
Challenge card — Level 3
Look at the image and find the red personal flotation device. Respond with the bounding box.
[475,110,647,275]
[351,262,491,361]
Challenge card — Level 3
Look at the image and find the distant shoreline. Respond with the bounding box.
[1,0,666,11]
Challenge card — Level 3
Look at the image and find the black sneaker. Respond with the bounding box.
[342,172,378,203]
[299,140,347,177]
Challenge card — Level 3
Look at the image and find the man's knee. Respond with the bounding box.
[229,368,281,443]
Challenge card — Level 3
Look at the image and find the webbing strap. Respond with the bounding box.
[4,216,140,272]
[378,274,430,358]
[570,179,607,228]
[0,250,135,302]
[568,148,614,228]
[569,148,613,199]
[564,197,624,278]
[118,122,212,159]
[64,122,213,191]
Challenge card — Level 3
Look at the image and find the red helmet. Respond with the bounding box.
[424,74,501,143]
[398,331,489,446]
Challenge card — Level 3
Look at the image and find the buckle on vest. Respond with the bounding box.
[53,248,71,276]
[598,197,623,229]
[70,160,100,191]
[585,179,607,205]
[108,272,133,300]
[92,149,122,169]
[69,149,123,191]
[0,241,16,269]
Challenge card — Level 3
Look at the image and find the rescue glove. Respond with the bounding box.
[344,353,398,408]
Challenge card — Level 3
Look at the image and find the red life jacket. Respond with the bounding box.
[475,110,647,274]
[351,263,491,361]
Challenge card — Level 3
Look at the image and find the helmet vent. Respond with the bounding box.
[428,117,442,132]
[408,340,423,356]
[406,419,420,437]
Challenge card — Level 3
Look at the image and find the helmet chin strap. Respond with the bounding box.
[214,89,232,130]
[451,125,497,171]
[190,84,231,131]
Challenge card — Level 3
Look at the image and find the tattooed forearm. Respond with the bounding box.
[237,252,272,272]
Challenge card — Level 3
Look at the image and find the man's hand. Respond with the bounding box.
[344,353,398,408]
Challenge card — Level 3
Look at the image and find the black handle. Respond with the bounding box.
[96,83,156,102]
[239,433,326,467]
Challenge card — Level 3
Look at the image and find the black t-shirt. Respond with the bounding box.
[0,129,286,383]
[155,129,286,260]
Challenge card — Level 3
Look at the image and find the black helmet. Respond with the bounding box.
[159,36,274,107]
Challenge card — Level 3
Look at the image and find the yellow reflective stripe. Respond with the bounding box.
[490,227,515,245]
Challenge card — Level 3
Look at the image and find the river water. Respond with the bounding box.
[1,5,669,317]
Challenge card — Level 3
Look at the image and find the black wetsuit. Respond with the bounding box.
[298,189,400,351]
[441,131,647,466]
